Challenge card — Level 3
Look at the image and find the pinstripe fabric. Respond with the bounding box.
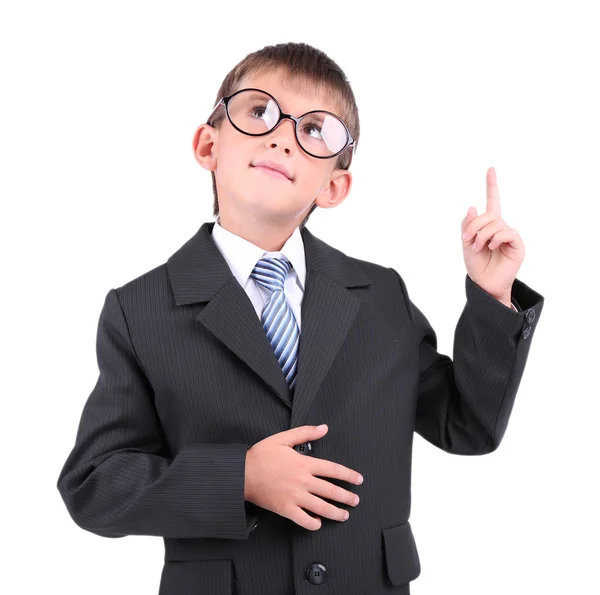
[56,221,544,595]
[250,257,300,392]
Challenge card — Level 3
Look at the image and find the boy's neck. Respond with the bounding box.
[217,214,298,253]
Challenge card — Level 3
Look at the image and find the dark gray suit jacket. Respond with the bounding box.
[56,221,544,594]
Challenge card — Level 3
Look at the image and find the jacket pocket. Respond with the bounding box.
[381,521,422,586]
[158,559,235,595]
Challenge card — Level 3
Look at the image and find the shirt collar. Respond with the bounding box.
[211,221,306,291]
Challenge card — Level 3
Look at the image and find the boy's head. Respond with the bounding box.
[192,42,360,232]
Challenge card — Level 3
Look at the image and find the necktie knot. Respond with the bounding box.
[250,257,291,294]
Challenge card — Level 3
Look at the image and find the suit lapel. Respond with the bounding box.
[166,221,372,426]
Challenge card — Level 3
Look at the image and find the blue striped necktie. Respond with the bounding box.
[250,256,300,392]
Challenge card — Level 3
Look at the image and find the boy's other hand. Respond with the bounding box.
[244,424,363,531]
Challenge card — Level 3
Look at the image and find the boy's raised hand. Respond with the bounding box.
[460,167,526,305]
[244,425,363,531]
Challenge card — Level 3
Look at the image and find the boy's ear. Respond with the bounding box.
[192,123,218,171]
[314,168,353,210]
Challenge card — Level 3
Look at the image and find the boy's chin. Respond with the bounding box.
[239,194,300,218]
[242,189,291,206]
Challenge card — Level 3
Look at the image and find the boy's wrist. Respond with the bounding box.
[495,294,516,311]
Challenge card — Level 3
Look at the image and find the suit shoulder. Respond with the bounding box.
[113,262,170,308]
[347,255,407,287]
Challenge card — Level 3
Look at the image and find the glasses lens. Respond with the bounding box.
[228,90,280,134]
[297,112,349,157]
[227,90,349,158]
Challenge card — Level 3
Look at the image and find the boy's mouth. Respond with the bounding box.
[251,165,292,182]
[250,160,293,181]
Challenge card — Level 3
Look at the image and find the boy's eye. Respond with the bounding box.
[249,105,267,118]
[301,122,323,139]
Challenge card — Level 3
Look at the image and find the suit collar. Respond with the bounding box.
[210,220,307,293]
[166,221,373,427]
[167,221,371,305]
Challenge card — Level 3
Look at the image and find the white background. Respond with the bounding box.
[2,1,598,593]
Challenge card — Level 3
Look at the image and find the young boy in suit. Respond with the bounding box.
[57,42,545,595]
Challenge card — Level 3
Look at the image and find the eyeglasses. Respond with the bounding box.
[206,87,355,166]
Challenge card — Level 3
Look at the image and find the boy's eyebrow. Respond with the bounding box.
[242,88,342,120]
[241,88,325,113]
[246,91,269,100]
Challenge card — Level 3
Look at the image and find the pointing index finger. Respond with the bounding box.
[486,167,501,217]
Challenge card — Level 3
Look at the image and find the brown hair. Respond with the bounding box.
[205,42,360,230]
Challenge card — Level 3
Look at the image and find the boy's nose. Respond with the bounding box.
[266,119,297,151]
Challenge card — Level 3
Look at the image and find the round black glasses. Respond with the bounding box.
[206,87,355,165]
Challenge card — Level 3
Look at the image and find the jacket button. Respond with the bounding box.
[522,325,531,340]
[293,441,313,456]
[306,563,327,584]
[525,308,536,324]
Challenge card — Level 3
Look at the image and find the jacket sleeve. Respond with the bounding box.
[389,269,545,455]
[56,288,260,540]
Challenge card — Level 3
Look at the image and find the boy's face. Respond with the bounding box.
[192,67,352,230]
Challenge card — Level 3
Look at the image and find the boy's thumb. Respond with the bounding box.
[283,424,328,446]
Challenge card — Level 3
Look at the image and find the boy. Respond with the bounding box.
[57,42,544,595]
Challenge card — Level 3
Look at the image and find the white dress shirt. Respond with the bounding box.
[211,221,306,331]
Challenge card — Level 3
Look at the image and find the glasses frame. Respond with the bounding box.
[206,87,355,166]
